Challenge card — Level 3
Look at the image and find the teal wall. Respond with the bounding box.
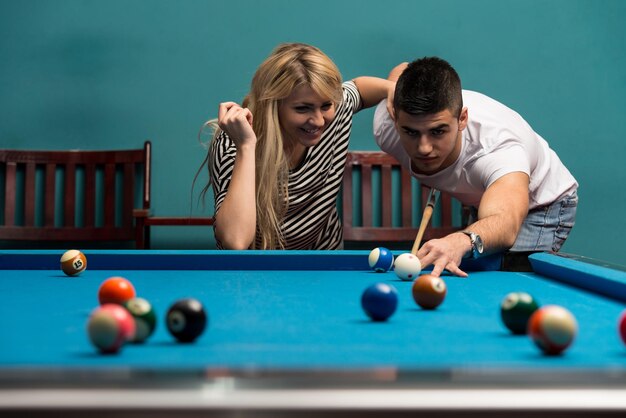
[1,0,625,264]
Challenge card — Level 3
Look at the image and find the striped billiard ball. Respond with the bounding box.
[500,292,540,334]
[60,250,87,276]
[87,304,136,354]
[368,247,394,273]
[528,305,577,355]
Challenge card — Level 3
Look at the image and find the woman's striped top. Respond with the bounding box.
[210,81,362,249]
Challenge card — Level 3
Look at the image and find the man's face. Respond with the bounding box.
[394,107,468,175]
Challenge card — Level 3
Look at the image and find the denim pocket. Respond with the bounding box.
[553,192,578,251]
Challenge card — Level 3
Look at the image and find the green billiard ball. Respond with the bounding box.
[124,297,157,343]
[500,292,539,334]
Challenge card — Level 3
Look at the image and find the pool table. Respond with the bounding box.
[1,249,626,417]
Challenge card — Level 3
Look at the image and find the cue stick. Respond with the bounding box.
[411,188,441,254]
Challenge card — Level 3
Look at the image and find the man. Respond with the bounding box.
[374,57,578,277]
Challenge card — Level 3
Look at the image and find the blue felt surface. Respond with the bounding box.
[1,260,625,371]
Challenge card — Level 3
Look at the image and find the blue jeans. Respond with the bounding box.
[511,191,578,252]
[468,191,578,252]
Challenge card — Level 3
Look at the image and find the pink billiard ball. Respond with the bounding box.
[87,304,136,353]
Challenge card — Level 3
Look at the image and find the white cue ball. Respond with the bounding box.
[393,253,422,281]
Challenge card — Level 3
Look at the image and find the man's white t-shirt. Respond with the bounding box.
[373,90,578,209]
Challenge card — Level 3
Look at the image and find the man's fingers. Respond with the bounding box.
[445,263,468,278]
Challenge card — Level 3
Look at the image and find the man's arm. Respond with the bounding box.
[387,62,408,82]
[382,62,408,118]
[417,172,530,277]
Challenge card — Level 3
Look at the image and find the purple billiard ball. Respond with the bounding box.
[361,283,398,321]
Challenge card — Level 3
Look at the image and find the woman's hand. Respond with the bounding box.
[218,102,257,147]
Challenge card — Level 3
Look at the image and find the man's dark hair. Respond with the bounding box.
[393,57,463,117]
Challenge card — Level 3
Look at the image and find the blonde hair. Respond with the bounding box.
[200,43,342,249]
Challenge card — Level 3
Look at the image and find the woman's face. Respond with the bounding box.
[278,84,336,150]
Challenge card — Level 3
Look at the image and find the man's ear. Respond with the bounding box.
[458,107,468,131]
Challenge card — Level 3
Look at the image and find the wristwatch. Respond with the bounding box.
[462,231,484,259]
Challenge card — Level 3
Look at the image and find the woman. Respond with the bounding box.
[203,43,392,250]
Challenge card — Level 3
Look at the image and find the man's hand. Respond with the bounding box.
[417,232,470,277]
[417,172,530,277]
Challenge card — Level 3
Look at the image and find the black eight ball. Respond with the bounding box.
[166,298,208,342]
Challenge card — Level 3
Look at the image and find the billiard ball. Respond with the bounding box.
[166,298,208,343]
[361,283,398,321]
[393,253,421,281]
[123,297,157,343]
[500,292,540,334]
[528,305,577,355]
[412,274,447,309]
[98,277,136,305]
[60,250,87,276]
[618,310,626,345]
[87,304,136,353]
[368,247,394,272]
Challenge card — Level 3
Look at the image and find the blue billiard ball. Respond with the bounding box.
[368,247,394,272]
[361,283,398,321]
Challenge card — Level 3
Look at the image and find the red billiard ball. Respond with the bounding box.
[98,277,136,305]
[87,304,136,353]
[500,292,540,334]
[123,297,157,343]
[361,282,398,321]
[618,310,626,345]
[528,305,577,355]
[412,274,446,310]
[60,250,87,276]
[166,298,208,343]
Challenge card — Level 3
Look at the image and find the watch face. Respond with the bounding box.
[474,234,484,254]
